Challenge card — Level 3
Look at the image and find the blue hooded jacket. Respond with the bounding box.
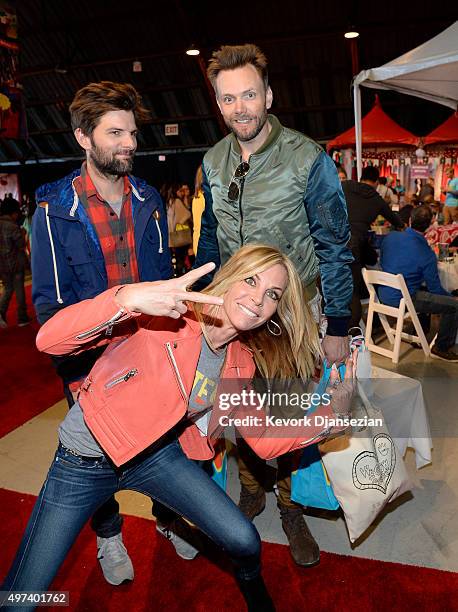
[31,168,172,384]
[32,168,172,325]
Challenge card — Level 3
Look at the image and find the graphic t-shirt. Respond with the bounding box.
[187,336,227,436]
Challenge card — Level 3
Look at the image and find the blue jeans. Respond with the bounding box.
[2,439,261,611]
[413,290,458,351]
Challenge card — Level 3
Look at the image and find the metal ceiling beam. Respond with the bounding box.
[25,81,203,108]
[28,114,215,137]
[26,95,433,138]
[0,144,212,165]
[19,49,188,78]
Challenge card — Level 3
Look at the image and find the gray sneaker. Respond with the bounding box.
[96,534,134,585]
[0,315,7,329]
[156,518,200,560]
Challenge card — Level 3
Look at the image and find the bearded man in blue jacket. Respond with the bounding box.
[31,81,182,586]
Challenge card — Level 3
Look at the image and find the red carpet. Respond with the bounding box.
[1,488,458,611]
[0,284,63,437]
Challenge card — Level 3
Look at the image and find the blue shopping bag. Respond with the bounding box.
[210,438,228,491]
[290,363,345,510]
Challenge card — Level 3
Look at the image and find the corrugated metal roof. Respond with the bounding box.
[0,1,455,162]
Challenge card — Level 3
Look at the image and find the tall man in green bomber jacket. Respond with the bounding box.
[194,44,353,568]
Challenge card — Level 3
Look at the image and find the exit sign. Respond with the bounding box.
[165,124,179,136]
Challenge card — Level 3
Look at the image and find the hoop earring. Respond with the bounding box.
[266,319,282,336]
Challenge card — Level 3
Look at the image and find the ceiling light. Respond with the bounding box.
[186,44,200,56]
[344,30,359,39]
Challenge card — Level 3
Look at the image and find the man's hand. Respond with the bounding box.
[327,351,358,418]
[321,334,350,366]
[115,263,224,318]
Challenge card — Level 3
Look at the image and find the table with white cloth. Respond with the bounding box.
[366,366,433,469]
[438,259,458,292]
[437,259,458,343]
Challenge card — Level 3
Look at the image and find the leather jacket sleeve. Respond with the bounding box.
[193,163,221,290]
[304,152,353,335]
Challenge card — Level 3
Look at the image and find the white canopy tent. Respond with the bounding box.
[352,21,458,178]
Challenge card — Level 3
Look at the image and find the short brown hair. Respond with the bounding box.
[207,44,269,92]
[69,81,151,135]
[411,205,433,233]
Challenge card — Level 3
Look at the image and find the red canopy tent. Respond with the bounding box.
[326,95,418,151]
[424,112,458,145]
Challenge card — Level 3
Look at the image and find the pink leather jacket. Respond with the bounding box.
[36,286,336,466]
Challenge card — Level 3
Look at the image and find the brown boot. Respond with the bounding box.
[279,504,320,567]
[238,485,266,521]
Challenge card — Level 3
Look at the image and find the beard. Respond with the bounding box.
[225,108,269,142]
[89,141,135,177]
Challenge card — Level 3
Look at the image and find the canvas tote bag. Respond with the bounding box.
[319,382,412,542]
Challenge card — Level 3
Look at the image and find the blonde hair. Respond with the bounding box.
[193,245,321,380]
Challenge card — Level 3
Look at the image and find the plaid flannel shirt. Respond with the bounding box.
[74,163,139,287]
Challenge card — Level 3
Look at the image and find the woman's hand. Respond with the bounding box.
[327,350,358,418]
[115,263,224,318]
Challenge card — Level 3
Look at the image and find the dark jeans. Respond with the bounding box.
[64,387,123,538]
[1,440,261,611]
[63,389,174,537]
[350,262,363,329]
[0,269,27,323]
[413,290,458,351]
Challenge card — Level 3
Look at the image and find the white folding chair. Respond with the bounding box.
[361,268,431,364]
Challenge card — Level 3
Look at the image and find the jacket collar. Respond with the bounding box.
[39,167,156,220]
[406,227,428,243]
[229,114,283,158]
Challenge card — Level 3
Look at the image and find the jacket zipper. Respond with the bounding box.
[237,154,250,246]
[238,177,245,245]
[76,308,126,340]
[105,368,139,389]
[165,342,188,402]
[300,427,332,446]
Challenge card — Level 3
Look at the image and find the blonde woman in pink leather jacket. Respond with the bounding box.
[2,245,356,612]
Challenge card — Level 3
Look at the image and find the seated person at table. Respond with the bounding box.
[422,196,445,226]
[1,245,356,612]
[342,166,404,329]
[399,205,413,226]
[380,205,458,362]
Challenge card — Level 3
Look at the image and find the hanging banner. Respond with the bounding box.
[410,164,430,179]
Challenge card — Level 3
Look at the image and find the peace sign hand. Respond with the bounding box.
[115,262,224,319]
